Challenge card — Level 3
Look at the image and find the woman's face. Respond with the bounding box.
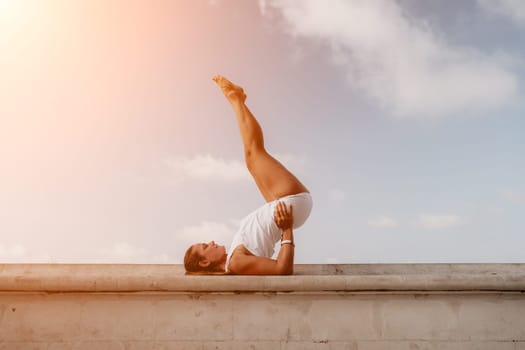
[194,241,226,267]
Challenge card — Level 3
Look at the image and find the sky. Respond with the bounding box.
[1,0,524,264]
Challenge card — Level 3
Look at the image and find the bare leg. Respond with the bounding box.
[213,75,308,202]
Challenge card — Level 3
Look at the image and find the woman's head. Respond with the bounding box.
[184,241,227,274]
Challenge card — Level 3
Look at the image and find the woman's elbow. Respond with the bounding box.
[277,264,294,275]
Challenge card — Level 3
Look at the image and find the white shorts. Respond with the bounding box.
[268,192,313,229]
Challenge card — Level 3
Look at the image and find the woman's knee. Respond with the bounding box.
[244,147,267,170]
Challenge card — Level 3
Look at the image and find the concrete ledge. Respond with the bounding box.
[1,263,524,293]
[1,264,524,347]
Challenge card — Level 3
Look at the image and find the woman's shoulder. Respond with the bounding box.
[231,244,255,259]
[227,245,255,273]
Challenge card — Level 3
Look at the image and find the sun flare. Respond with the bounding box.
[1,0,42,30]
[0,0,21,18]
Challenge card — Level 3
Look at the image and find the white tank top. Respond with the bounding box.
[225,192,313,273]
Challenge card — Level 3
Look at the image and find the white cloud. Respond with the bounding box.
[97,242,147,260]
[163,153,307,183]
[176,220,237,246]
[95,242,181,263]
[416,214,462,229]
[0,244,54,263]
[163,154,249,182]
[368,216,399,228]
[0,243,27,258]
[273,152,307,168]
[502,190,525,202]
[259,0,518,119]
[478,0,525,26]
[484,207,505,217]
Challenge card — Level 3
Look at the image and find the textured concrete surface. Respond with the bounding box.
[0,263,524,292]
[0,342,523,350]
[0,264,524,349]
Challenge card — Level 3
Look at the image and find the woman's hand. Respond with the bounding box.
[274,201,293,230]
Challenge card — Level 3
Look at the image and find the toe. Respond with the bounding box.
[212,75,225,84]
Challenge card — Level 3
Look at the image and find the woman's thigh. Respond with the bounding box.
[247,149,309,202]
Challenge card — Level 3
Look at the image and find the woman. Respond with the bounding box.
[183,75,312,275]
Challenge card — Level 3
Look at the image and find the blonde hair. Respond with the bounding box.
[183,244,228,275]
[183,245,202,273]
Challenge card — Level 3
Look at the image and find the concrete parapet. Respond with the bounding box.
[1,263,524,293]
[0,264,524,349]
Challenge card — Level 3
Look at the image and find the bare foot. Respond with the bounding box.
[212,75,247,104]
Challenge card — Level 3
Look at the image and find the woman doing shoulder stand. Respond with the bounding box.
[183,75,312,275]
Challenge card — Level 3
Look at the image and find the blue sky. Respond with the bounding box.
[0,0,523,263]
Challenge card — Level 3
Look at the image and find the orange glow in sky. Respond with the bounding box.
[1,1,523,264]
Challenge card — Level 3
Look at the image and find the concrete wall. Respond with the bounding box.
[0,264,524,349]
